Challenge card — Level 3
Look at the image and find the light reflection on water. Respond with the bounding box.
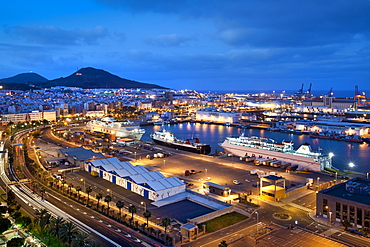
[142,123,370,172]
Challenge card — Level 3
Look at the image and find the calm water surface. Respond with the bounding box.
[141,123,370,173]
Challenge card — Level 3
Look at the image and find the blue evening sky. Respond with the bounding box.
[0,0,369,91]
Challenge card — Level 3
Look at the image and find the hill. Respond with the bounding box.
[46,67,166,89]
[0,72,48,84]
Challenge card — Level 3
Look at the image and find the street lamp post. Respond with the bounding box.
[134,152,137,161]
[367,173,369,179]
[335,172,337,183]
[107,188,112,197]
[80,178,85,192]
[141,201,146,212]
[329,211,332,226]
[255,211,259,233]
[317,177,320,188]
[205,168,208,178]
[163,159,166,171]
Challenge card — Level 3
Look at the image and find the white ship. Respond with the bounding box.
[86,117,145,140]
[220,135,332,172]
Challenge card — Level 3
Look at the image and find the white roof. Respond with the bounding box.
[87,158,183,191]
[147,177,184,191]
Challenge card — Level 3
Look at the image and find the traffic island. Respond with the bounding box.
[272,213,291,221]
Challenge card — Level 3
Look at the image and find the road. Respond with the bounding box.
[2,129,160,247]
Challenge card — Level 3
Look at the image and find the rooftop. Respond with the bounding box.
[319,177,370,205]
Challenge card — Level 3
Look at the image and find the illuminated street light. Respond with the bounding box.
[107,188,112,197]
[349,162,355,168]
[80,178,85,192]
[255,211,259,233]
[329,152,334,158]
[141,201,146,212]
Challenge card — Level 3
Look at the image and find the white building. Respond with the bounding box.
[85,157,185,201]
[196,109,242,124]
[0,110,57,124]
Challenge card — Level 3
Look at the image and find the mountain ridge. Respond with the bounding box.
[0,67,166,90]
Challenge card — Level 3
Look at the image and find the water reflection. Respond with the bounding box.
[142,123,370,172]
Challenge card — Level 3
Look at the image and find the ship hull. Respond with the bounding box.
[86,122,145,140]
[221,140,329,172]
[151,137,211,155]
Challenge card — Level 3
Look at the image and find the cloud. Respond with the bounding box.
[11,25,109,45]
[145,34,193,47]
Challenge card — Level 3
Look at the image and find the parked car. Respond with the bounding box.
[252,183,259,187]
[233,180,241,185]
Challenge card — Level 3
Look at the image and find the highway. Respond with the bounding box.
[0,129,161,247]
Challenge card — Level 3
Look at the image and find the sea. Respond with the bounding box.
[140,123,370,173]
[197,89,369,98]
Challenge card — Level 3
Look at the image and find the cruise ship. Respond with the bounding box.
[150,130,211,155]
[86,117,145,140]
[220,135,332,172]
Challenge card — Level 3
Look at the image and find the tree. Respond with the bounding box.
[72,231,90,247]
[104,195,112,214]
[34,209,48,226]
[6,190,15,205]
[129,205,137,221]
[360,227,370,238]
[50,217,65,239]
[61,180,67,192]
[31,180,39,193]
[39,186,46,200]
[15,216,32,227]
[341,219,351,231]
[68,183,74,196]
[219,240,228,247]
[61,221,77,247]
[76,185,82,200]
[96,193,103,211]
[116,201,124,218]
[6,237,24,247]
[143,210,151,229]
[0,218,12,233]
[86,186,92,206]
[162,218,171,235]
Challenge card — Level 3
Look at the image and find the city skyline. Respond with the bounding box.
[1,0,369,91]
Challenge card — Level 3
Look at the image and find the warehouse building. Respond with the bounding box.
[85,157,185,201]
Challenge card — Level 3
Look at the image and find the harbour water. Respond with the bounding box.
[141,122,370,173]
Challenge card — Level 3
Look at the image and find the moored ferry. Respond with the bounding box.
[220,135,332,172]
[150,130,211,155]
[86,117,145,140]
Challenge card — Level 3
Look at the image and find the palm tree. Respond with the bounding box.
[34,209,48,225]
[40,212,51,228]
[50,217,65,239]
[61,180,67,192]
[31,180,38,193]
[39,186,46,200]
[86,186,92,206]
[72,231,90,247]
[162,218,171,235]
[68,183,73,196]
[61,221,77,246]
[143,210,151,229]
[218,240,228,247]
[129,205,137,221]
[360,227,370,237]
[46,177,54,187]
[104,195,112,215]
[341,219,351,231]
[42,171,49,181]
[96,193,103,211]
[75,186,82,201]
[116,200,124,218]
